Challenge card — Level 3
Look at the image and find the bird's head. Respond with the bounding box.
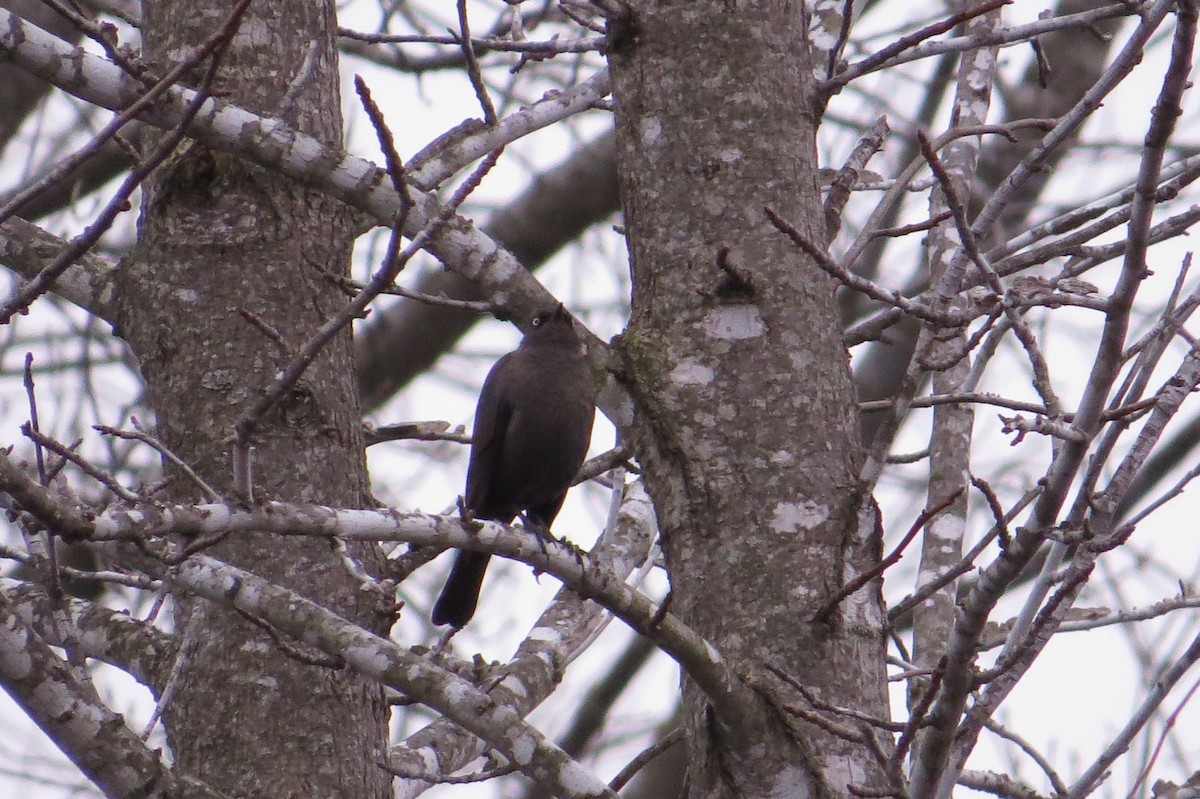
[523,303,581,348]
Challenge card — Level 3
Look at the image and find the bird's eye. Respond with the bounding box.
[532,316,543,327]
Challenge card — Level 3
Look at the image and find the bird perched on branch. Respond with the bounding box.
[432,304,596,628]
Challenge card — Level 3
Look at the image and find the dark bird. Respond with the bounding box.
[432,304,596,628]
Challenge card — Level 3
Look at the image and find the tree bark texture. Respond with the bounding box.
[115,1,390,796]
[608,3,891,798]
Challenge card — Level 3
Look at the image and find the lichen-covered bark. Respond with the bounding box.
[607,3,891,797]
[908,0,1001,753]
[115,1,390,796]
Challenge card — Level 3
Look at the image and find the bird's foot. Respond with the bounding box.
[521,515,558,557]
[457,496,484,532]
[431,625,459,658]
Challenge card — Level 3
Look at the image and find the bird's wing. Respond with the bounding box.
[464,355,514,515]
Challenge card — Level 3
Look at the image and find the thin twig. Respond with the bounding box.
[331,275,493,312]
[338,27,605,54]
[95,421,221,502]
[1066,628,1200,799]
[888,485,1040,622]
[1124,674,1200,799]
[607,728,685,791]
[0,0,255,321]
[815,489,962,622]
[858,392,1047,415]
[918,130,1062,416]
[871,211,952,240]
[22,425,138,503]
[822,0,1012,92]
[891,656,944,775]
[457,0,498,125]
[23,354,46,484]
[765,206,956,326]
[231,77,420,451]
[823,0,855,81]
[970,475,1010,550]
[827,2,1134,89]
[142,607,202,740]
[979,716,1068,797]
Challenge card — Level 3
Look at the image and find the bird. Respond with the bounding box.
[431,304,596,628]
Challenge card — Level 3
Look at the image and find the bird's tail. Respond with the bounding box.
[432,550,492,627]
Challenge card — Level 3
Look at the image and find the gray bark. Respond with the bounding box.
[115,1,390,796]
[608,3,891,797]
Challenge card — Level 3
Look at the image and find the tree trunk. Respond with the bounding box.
[608,3,892,797]
[115,1,391,796]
